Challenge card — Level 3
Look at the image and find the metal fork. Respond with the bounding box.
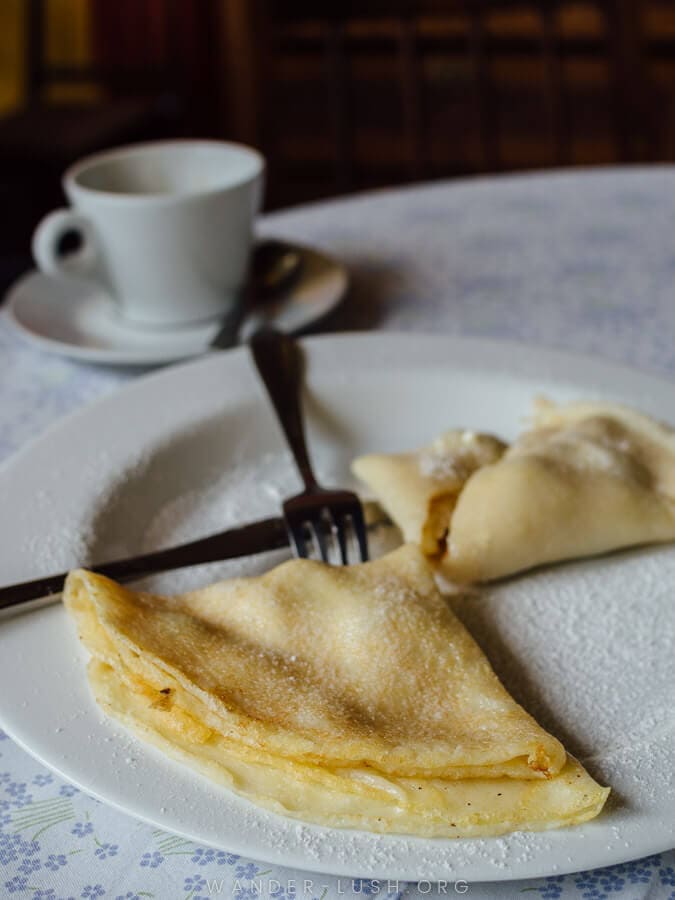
[249,327,368,564]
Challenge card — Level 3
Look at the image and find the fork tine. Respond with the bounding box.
[288,522,310,559]
[334,513,358,566]
[320,508,344,566]
[283,495,368,565]
[333,513,349,565]
[350,505,369,562]
[308,517,330,563]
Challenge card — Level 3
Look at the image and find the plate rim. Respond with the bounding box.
[0,331,673,882]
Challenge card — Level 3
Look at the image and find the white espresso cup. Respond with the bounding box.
[32,140,265,327]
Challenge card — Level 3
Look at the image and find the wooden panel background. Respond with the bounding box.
[235,1,675,207]
[2,1,675,210]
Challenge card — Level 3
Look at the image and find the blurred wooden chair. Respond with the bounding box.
[223,0,648,206]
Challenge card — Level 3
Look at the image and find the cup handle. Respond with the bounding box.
[31,209,103,284]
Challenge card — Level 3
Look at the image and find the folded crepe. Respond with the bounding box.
[352,430,507,556]
[64,544,608,837]
[446,399,675,582]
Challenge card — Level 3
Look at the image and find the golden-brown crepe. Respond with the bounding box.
[89,657,607,837]
[352,430,507,556]
[64,544,608,837]
[446,399,675,582]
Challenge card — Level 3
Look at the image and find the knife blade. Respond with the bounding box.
[0,516,289,616]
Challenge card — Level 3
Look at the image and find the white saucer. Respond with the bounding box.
[4,244,348,366]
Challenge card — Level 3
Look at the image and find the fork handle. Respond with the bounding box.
[249,327,319,492]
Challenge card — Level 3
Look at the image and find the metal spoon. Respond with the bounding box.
[210,240,303,350]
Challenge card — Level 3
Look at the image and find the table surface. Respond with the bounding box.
[1,166,674,900]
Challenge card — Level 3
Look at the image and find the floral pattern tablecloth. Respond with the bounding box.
[1,166,674,899]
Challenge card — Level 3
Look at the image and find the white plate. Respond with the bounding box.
[0,334,673,882]
[3,245,347,366]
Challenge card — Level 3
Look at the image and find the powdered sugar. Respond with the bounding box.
[418,430,506,482]
[132,440,674,804]
[8,369,674,878]
[449,545,675,816]
[127,449,399,594]
[134,450,298,592]
[87,439,675,871]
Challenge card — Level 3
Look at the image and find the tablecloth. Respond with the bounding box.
[1,166,674,899]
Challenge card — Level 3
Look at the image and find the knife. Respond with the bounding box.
[0,516,289,616]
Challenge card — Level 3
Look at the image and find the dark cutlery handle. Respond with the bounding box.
[0,517,288,613]
[249,327,319,491]
[210,291,249,350]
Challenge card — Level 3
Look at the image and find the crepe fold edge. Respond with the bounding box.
[89,657,610,839]
[63,556,567,781]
